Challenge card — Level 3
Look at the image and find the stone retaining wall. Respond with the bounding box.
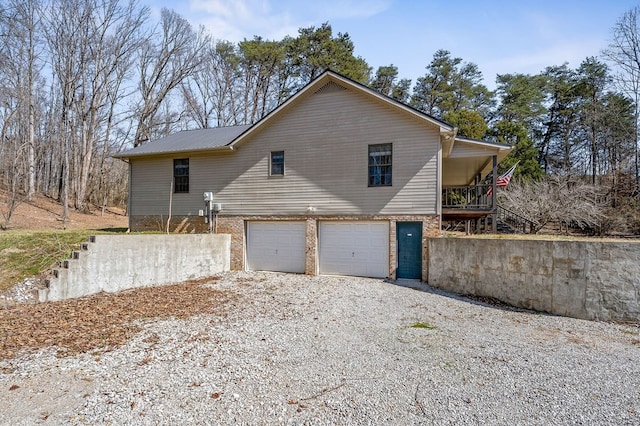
[428,238,640,322]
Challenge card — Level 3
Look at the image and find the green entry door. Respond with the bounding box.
[396,222,422,279]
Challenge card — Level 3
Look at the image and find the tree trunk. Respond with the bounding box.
[62,134,69,229]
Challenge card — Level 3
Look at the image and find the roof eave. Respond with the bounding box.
[112,144,235,160]
[455,135,513,151]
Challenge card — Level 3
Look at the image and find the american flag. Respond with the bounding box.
[487,162,518,196]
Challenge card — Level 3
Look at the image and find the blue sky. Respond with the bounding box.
[148,0,639,89]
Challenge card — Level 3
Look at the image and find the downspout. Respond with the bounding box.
[127,159,132,232]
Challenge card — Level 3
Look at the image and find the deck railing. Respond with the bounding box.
[442,185,493,209]
[497,205,538,234]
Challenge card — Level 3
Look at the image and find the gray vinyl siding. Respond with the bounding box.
[130,86,439,217]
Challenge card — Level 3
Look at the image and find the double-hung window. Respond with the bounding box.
[368,143,392,186]
[271,151,285,176]
[173,158,189,193]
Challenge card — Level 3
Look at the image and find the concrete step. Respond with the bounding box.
[53,268,68,282]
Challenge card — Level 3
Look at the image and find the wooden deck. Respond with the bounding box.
[442,208,493,221]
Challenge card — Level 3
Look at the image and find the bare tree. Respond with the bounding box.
[74,0,147,210]
[0,0,45,200]
[0,96,23,229]
[0,145,26,229]
[133,8,207,146]
[210,40,243,126]
[44,0,89,225]
[498,176,606,233]
[181,39,247,128]
[45,0,148,213]
[603,6,640,191]
[180,42,217,129]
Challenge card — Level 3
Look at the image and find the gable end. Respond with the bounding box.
[315,81,347,95]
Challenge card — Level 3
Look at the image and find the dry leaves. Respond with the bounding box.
[0,276,235,360]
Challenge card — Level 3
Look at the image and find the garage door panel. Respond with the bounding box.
[246,222,306,273]
[319,222,389,278]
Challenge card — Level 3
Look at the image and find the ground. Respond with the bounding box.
[0,192,129,297]
[0,277,232,359]
[1,194,639,423]
[1,272,639,424]
[0,191,127,231]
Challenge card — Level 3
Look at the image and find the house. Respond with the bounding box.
[115,70,511,281]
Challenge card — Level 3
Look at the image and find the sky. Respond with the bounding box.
[147,0,640,89]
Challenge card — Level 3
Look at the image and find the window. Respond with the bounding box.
[173,158,189,193]
[271,151,284,176]
[368,144,392,186]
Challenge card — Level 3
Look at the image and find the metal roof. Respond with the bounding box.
[114,125,252,158]
[455,135,512,151]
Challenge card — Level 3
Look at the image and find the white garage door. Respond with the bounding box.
[319,221,389,278]
[246,221,306,273]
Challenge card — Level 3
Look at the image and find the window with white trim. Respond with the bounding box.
[173,158,189,193]
[270,151,284,176]
[368,144,392,186]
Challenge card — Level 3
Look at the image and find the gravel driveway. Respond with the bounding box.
[1,271,639,425]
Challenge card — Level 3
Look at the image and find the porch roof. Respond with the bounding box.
[442,136,512,186]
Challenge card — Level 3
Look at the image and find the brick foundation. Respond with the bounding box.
[130,214,441,281]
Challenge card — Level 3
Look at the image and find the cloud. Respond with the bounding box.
[186,0,300,41]
[186,0,391,41]
[489,40,603,74]
[305,0,392,20]
[477,39,605,88]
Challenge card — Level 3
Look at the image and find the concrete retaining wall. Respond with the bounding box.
[428,238,640,322]
[39,234,231,302]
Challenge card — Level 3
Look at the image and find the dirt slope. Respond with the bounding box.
[0,191,127,231]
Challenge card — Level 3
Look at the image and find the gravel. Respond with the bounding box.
[0,277,42,307]
[1,271,639,425]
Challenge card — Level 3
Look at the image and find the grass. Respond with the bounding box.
[410,322,437,330]
[0,229,125,292]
